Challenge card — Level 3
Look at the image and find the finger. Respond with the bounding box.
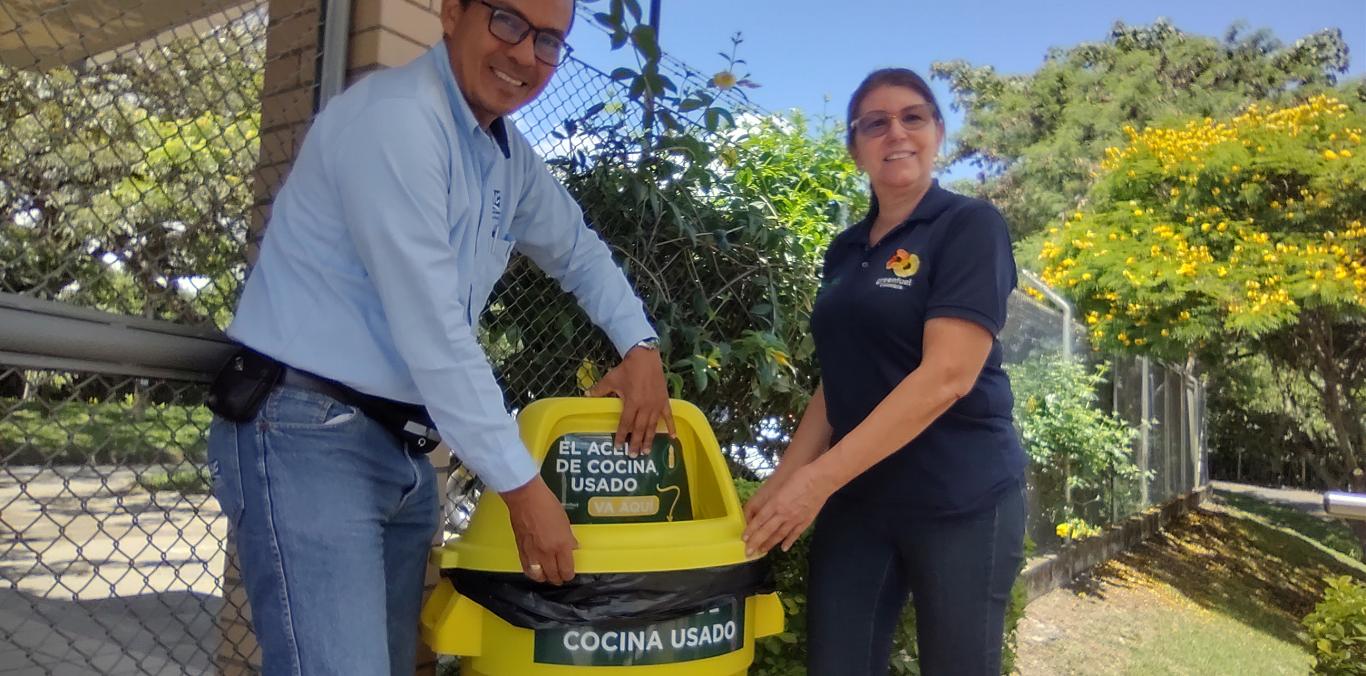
[623,409,645,458]
[587,377,617,398]
[743,509,781,555]
[515,537,538,579]
[539,551,565,585]
[634,407,655,458]
[525,559,546,583]
[743,490,769,523]
[663,400,677,439]
[753,519,791,558]
[781,520,808,552]
[556,546,576,583]
[614,398,635,451]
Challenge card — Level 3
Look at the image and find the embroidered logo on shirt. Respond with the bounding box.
[887,249,920,277]
[876,249,920,290]
[491,189,504,225]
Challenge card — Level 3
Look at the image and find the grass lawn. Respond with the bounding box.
[0,398,211,464]
[1016,488,1366,675]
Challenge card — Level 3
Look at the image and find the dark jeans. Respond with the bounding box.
[806,483,1026,676]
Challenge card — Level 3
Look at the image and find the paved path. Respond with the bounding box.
[1210,479,1327,515]
[1,465,225,675]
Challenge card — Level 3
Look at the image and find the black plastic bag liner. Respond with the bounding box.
[447,560,774,630]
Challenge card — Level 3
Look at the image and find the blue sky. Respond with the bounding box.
[568,0,1365,178]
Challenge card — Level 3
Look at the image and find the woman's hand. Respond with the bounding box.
[742,464,838,557]
[743,469,792,525]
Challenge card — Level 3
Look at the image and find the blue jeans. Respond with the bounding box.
[806,483,1026,676]
[208,386,439,676]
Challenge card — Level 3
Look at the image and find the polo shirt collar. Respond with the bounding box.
[850,179,952,246]
[432,40,512,159]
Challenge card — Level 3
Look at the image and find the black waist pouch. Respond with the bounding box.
[206,348,283,422]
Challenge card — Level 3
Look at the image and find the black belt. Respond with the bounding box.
[278,365,442,454]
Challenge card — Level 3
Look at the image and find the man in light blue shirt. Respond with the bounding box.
[206,0,673,673]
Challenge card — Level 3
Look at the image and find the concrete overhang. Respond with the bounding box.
[1,0,257,70]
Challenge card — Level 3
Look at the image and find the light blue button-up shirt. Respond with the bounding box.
[228,42,656,492]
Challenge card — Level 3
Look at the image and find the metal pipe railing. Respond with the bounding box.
[1324,491,1366,522]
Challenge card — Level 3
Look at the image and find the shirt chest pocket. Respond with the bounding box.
[467,234,515,323]
[450,158,522,323]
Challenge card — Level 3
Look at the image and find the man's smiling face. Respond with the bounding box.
[442,0,574,127]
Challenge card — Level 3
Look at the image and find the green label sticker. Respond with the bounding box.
[541,434,692,524]
[533,598,744,666]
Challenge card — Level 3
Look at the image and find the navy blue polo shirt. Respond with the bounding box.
[811,181,1027,517]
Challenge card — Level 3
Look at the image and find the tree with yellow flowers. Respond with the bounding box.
[1040,94,1366,488]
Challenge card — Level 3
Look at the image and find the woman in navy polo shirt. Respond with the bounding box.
[742,68,1028,675]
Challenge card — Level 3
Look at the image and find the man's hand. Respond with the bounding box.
[501,477,577,584]
[588,344,676,457]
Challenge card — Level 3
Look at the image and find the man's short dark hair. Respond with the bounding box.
[457,0,576,33]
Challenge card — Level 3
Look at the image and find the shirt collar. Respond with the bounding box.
[847,179,951,247]
[432,41,512,159]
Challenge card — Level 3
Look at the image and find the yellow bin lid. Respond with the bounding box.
[432,398,755,574]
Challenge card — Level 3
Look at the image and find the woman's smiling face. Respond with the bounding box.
[848,85,944,199]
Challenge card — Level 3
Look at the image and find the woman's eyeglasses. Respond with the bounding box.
[851,103,938,139]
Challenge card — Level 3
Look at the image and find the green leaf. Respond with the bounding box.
[629,25,661,62]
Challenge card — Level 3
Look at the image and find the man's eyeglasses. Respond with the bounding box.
[474,0,573,67]
[851,103,938,139]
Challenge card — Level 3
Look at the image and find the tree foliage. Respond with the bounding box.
[0,16,262,327]
[1040,94,1365,484]
[932,20,1352,239]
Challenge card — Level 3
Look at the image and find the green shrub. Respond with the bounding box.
[738,479,1030,674]
[1007,353,1144,532]
[1303,575,1366,675]
[137,466,213,494]
[0,398,210,465]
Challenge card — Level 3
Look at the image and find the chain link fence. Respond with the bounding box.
[1,1,279,671]
[1,2,1208,674]
[1006,287,1207,552]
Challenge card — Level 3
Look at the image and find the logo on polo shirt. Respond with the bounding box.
[876,249,920,290]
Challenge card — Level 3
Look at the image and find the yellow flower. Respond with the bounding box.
[1324,149,1339,160]
[711,71,738,89]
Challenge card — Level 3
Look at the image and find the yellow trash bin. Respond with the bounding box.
[420,397,784,675]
